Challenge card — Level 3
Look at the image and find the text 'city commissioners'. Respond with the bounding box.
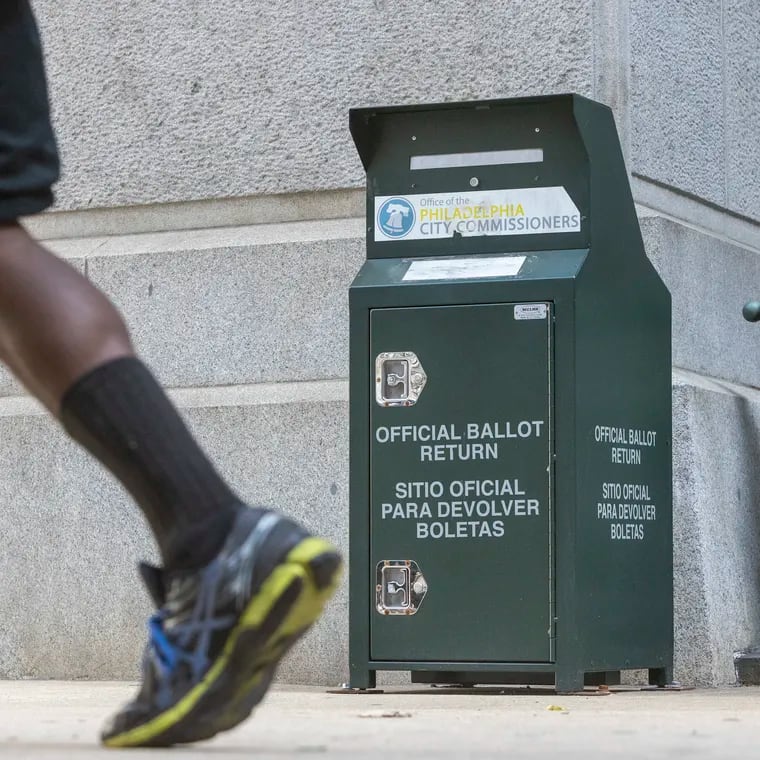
[374,186,581,241]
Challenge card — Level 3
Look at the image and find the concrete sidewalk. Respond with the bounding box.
[1,682,758,758]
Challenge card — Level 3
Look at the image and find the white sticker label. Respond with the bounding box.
[375,187,581,242]
[514,303,548,320]
[403,255,525,282]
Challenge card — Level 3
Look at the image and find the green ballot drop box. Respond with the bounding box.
[348,95,672,692]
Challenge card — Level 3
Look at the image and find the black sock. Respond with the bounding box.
[60,357,241,571]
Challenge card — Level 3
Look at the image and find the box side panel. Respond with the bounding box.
[574,265,673,671]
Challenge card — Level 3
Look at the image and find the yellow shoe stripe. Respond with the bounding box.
[190,544,343,731]
[228,549,342,703]
[103,539,340,748]
[285,537,336,567]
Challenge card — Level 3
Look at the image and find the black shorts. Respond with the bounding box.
[0,0,59,223]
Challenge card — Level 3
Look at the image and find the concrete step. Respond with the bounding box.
[1,214,758,686]
[0,220,364,397]
[642,215,760,390]
[672,370,760,685]
[0,393,348,684]
[6,214,756,397]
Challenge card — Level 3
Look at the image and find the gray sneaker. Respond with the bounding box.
[101,506,342,748]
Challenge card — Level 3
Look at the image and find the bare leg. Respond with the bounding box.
[0,222,134,412]
[0,220,243,570]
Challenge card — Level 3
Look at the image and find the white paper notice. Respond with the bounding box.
[403,256,526,282]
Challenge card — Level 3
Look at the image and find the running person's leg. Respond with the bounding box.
[0,224,135,411]
[0,1,340,747]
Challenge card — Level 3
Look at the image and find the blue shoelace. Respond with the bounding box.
[147,562,236,683]
[144,513,281,705]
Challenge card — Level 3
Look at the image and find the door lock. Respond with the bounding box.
[375,352,427,407]
[376,560,428,615]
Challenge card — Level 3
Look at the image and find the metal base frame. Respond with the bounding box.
[349,663,674,693]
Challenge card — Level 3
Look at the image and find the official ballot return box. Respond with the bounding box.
[347,95,673,693]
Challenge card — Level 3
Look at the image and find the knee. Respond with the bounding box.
[77,293,134,354]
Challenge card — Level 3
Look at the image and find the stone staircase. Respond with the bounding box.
[1,211,758,688]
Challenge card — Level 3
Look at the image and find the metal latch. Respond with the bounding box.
[375,352,427,407]
[376,560,428,615]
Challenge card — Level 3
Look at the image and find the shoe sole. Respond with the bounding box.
[102,536,342,748]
